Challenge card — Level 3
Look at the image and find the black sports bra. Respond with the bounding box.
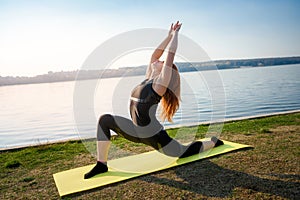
[130,79,162,126]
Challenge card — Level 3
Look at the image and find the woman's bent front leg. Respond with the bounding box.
[85,114,142,179]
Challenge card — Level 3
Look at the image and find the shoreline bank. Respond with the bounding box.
[1,109,299,152]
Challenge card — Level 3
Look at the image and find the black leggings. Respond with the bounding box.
[97,114,203,158]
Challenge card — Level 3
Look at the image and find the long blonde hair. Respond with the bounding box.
[160,64,181,122]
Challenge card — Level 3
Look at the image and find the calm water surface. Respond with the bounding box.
[0,64,299,149]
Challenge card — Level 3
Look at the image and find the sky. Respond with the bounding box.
[0,0,299,77]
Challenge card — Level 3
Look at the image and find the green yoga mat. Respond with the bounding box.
[53,140,251,196]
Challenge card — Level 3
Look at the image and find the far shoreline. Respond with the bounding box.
[1,56,299,87]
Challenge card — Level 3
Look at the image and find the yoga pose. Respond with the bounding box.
[84,21,223,179]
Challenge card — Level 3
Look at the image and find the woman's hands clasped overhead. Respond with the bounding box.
[168,21,182,36]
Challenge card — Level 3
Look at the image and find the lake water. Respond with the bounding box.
[0,64,299,149]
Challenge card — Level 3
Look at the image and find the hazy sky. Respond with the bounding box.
[0,0,299,76]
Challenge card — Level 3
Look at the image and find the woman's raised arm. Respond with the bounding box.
[145,23,175,79]
[153,22,181,96]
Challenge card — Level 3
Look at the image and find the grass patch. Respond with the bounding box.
[22,177,35,182]
[221,113,300,134]
[4,160,21,168]
[0,112,299,199]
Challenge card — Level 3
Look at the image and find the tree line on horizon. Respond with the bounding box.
[1,56,299,86]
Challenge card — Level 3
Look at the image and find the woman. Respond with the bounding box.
[84,21,223,179]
